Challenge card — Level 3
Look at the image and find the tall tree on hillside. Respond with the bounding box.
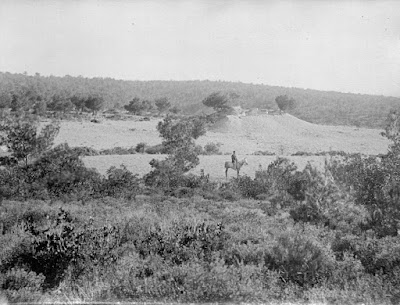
[48,94,75,113]
[70,95,87,113]
[10,87,42,112]
[124,97,144,115]
[155,97,171,114]
[142,99,154,113]
[124,97,153,115]
[85,95,104,115]
[202,92,233,113]
[275,95,296,112]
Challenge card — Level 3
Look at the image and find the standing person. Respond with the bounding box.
[231,151,237,168]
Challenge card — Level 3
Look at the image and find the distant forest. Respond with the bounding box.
[1,71,399,128]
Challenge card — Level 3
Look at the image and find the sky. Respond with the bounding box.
[0,0,399,96]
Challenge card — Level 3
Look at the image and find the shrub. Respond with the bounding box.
[172,187,195,198]
[101,165,140,199]
[100,146,136,155]
[71,146,100,156]
[236,175,267,199]
[218,189,241,202]
[253,150,275,156]
[145,144,166,154]
[255,157,297,191]
[126,220,228,265]
[1,268,45,302]
[291,151,313,156]
[0,208,81,289]
[264,226,335,287]
[327,153,400,237]
[135,142,147,153]
[202,142,222,155]
[144,159,183,189]
[32,143,103,199]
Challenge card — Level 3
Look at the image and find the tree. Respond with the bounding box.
[70,95,87,113]
[141,99,154,113]
[144,115,206,187]
[275,95,296,112]
[85,95,104,115]
[202,92,233,113]
[124,97,145,115]
[10,87,43,112]
[0,114,60,166]
[155,97,171,114]
[48,94,75,113]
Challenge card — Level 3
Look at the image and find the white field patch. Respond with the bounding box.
[55,114,389,155]
[54,114,389,179]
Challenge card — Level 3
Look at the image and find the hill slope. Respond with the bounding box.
[198,114,389,155]
[1,72,400,128]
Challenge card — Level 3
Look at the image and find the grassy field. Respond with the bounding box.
[55,114,389,156]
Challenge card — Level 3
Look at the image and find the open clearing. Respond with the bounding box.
[54,114,389,179]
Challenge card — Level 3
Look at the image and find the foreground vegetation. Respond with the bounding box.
[1,109,400,304]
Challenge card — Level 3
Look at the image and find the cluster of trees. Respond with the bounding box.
[0,85,105,116]
[1,71,399,127]
[123,97,180,115]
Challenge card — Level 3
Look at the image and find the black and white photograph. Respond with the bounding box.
[1,0,400,304]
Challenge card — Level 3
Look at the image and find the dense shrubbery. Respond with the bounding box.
[2,111,400,304]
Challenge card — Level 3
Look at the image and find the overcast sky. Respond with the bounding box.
[0,0,399,96]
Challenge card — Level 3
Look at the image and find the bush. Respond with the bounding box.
[72,146,100,156]
[32,143,102,199]
[172,187,195,198]
[264,226,336,287]
[100,146,136,155]
[291,151,313,156]
[101,165,140,199]
[253,150,275,156]
[123,219,228,265]
[327,153,400,237]
[1,268,45,302]
[218,189,241,202]
[255,158,298,191]
[202,142,222,155]
[145,144,166,154]
[135,142,147,153]
[236,175,267,199]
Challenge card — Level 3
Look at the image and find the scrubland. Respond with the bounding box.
[1,112,399,305]
[2,152,400,304]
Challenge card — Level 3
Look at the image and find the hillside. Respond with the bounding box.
[1,72,400,128]
[54,113,389,156]
[199,113,389,155]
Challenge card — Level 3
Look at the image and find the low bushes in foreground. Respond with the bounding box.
[1,196,399,304]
